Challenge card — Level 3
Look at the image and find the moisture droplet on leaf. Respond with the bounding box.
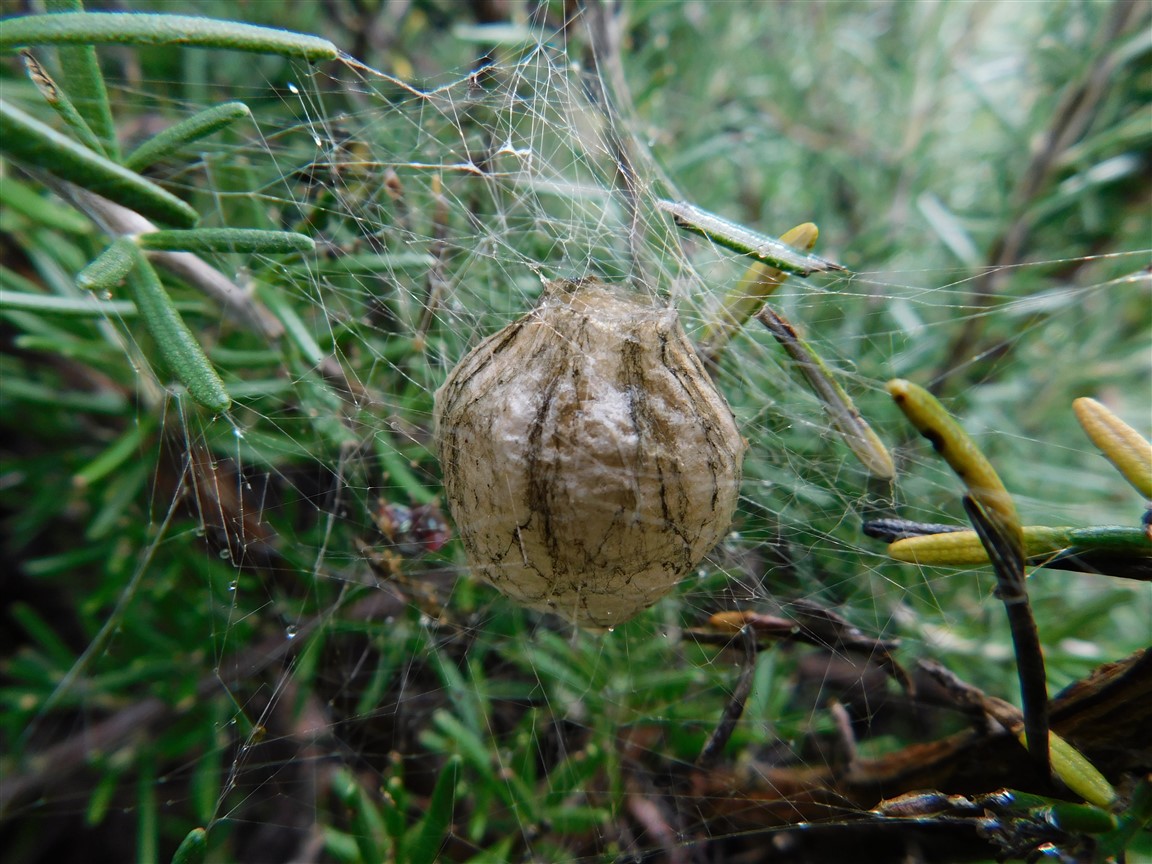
[434,278,746,629]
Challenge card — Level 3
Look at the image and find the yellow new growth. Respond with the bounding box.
[886,379,1022,554]
[1013,729,1118,810]
[888,526,1071,566]
[1073,397,1152,500]
[699,222,819,358]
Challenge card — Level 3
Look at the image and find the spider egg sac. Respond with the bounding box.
[433,278,746,629]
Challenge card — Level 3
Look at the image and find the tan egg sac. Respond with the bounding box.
[434,278,746,629]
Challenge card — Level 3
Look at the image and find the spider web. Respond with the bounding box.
[4,3,1150,863]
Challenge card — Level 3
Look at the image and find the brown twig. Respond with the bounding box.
[699,602,914,697]
[689,647,1151,834]
[696,624,757,770]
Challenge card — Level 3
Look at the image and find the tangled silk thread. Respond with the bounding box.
[434,278,746,629]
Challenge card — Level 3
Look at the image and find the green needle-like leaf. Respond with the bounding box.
[137,228,315,255]
[0,12,341,62]
[0,99,198,227]
[21,48,107,157]
[0,289,203,318]
[700,221,819,361]
[77,237,137,291]
[124,245,231,413]
[123,102,250,172]
[170,828,207,864]
[42,0,118,158]
[0,175,91,232]
[659,199,847,277]
[408,755,460,864]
